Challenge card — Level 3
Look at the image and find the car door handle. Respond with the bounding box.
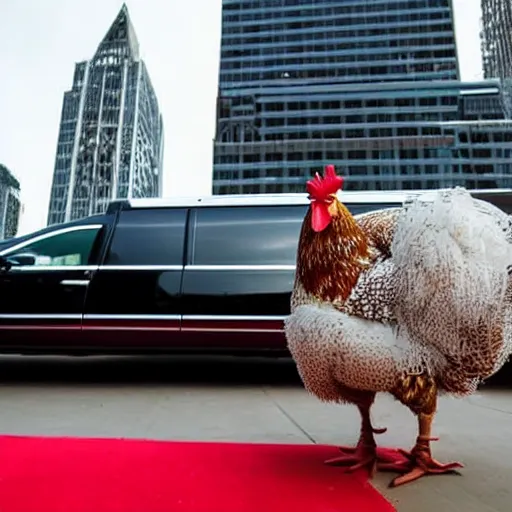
[60,280,90,287]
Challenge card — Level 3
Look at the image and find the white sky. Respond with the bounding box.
[0,0,483,235]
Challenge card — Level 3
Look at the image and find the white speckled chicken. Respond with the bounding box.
[285,165,512,487]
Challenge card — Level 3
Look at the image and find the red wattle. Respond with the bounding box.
[311,202,332,232]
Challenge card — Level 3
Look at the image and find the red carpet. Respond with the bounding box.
[0,435,397,512]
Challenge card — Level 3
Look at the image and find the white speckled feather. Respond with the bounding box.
[286,187,512,404]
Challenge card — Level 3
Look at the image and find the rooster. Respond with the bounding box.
[285,165,512,487]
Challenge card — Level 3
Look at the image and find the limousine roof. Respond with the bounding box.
[113,188,512,210]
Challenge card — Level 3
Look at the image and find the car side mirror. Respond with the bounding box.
[5,253,37,267]
[0,256,12,272]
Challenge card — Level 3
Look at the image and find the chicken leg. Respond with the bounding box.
[388,374,463,487]
[325,399,406,477]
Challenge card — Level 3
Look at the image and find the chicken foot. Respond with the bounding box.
[325,402,401,477]
[388,374,463,487]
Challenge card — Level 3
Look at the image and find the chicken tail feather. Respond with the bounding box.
[391,187,512,379]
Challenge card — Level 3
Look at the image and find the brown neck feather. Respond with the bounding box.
[296,200,373,302]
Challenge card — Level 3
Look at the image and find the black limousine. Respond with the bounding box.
[0,189,511,356]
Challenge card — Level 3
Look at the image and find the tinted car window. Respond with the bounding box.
[2,226,102,266]
[105,208,187,266]
[191,205,307,266]
[472,192,512,214]
[191,202,402,266]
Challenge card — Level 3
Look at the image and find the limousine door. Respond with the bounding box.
[180,205,307,351]
[82,207,187,349]
[0,223,105,348]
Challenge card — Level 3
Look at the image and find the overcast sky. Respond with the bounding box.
[0,0,483,235]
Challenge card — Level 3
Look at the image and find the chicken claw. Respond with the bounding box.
[325,445,378,477]
[325,426,403,478]
[387,437,463,487]
[326,445,409,478]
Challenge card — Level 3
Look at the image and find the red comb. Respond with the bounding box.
[306,165,344,201]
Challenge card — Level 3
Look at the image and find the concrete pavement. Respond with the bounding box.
[0,355,510,511]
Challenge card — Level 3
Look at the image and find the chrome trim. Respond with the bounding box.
[0,224,104,257]
[0,314,82,320]
[60,280,90,286]
[9,264,293,272]
[0,326,81,330]
[0,314,285,333]
[99,265,183,271]
[98,264,294,271]
[181,315,285,333]
[84,314,181,321]
[184,265,295,271]
[83,314,284,321]
[9,265,98,272]
[182,327,283,333]
[182,315,285,321]
[83,326,180,332]
[0,314,285,321]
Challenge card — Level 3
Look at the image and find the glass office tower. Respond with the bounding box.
[212,1,512,193]
[47,4,164,226]
[481,0,512,116]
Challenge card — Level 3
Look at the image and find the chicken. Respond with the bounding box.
[284,165,512,487]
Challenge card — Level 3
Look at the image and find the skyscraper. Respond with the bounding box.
[0,164,21,240]
[47,4,164,226]
[218,0,459,90]
[481,0,512,80]
[213,0,465,193]
[480,0,512,117]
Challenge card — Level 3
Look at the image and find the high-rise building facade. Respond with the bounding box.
[0,164,21,240]
[215,79,512,192]
[481,0,512,116]
[481,0,512,80]
[47,4,164,226]
[219,0,458,89]
[213,0,461,193]
[213,0,512,193]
